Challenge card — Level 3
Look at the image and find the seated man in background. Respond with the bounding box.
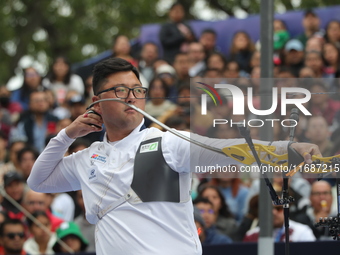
[243,195,316,242]
[0,218,27,255]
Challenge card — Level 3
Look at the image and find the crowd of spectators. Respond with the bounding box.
[0,2,340,253]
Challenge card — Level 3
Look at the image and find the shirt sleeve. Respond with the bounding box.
[162,130,289,173]
[27,129,81,193]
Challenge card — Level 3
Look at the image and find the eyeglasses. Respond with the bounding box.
[25,72,39,78]
[96,86,148,98]
[27,201,45,206]
[311,191,332,196]
[199,209,214,215]
[4,232,25,239]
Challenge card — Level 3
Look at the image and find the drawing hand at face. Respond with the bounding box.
[65,109,103,139]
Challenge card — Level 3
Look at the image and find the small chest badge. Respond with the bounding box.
[88,168,98,181]
[91,154,107,163]
[140,142,159,153]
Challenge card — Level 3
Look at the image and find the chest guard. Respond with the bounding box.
[131,137,180,202]
[96,130,184,222]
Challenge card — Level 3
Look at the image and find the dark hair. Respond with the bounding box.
[174,52,188,62]
[170,2,183,11]
[278,66,296,77]
[304,8,317,17]
[203,68,222,77]
[164,116,187,129]
[201,28,217,37]
[0,218,25,236]
[29,89,46,100]
[27,211,49,228]
[197,185,234,218]
[148,77,169,98]
[92,57,140,96]
[0,130,7,141]
[68,138,91,154]
[177,84,190,95]
[17,146,40,163]
[48,56,72,85]
[193,197,214,208]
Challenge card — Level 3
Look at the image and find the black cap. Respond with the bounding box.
[3,171,24,187]
[68,95,85,105]
[304,8,317,17]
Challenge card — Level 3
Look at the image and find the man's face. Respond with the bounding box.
[93,71,145,131]
[29,91,49,114]
[1,224,25,254]
[310,181,333,213]
[306,38,322,52]
[188,43,205,63]
[5,181,24,201]
[173,54,189,77]
[24,191,47,213]
[141,44,158,65]
[199,33,216,52]
[303,14,320,32]
[285,50,304,65]
[169,4,184,23]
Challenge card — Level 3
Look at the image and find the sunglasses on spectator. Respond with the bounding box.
[4,232,25,239]
[27,201,45,206]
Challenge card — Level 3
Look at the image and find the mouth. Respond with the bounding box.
[125,107,135,113]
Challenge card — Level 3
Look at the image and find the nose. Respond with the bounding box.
[125,89,136,103]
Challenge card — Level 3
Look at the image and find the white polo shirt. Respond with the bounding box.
[28,120,288,255]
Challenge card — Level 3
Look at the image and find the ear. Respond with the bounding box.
[92,95,102,114]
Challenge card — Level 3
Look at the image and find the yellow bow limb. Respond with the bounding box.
[222,144,340,176]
